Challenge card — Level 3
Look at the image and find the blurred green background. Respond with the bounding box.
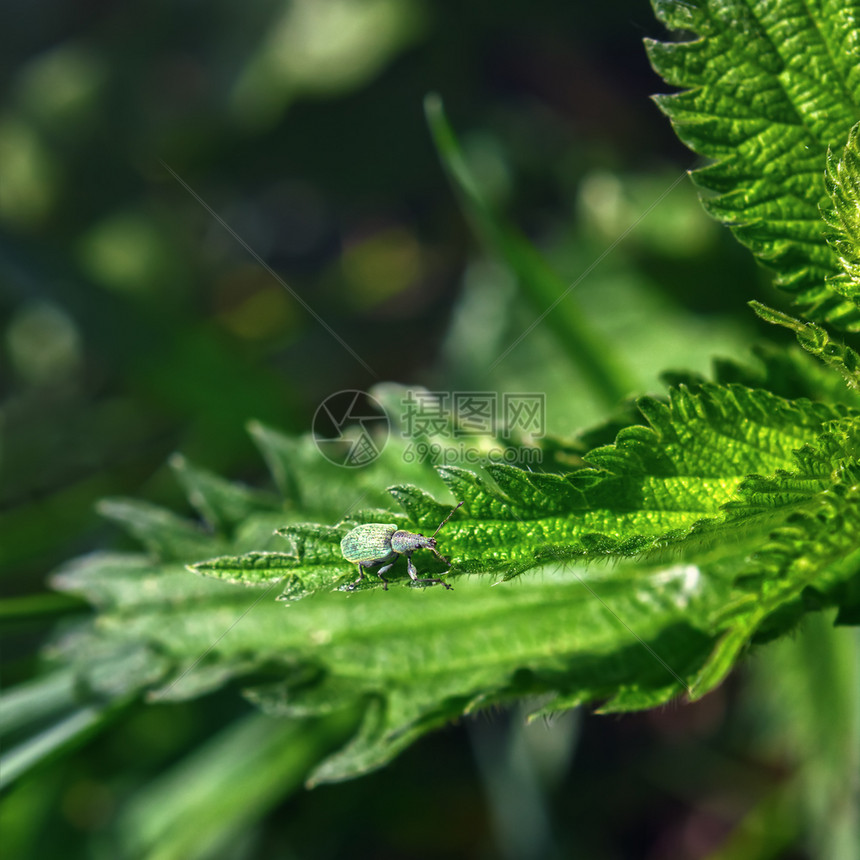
[2,1,824,858]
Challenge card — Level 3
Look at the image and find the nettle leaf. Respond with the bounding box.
[433,385,855,576]
[8,381,860,788]
[51,561,722,784]
[198,384,855,596]
[823,121,860,304]
[169,454,280,533]
[248,420,447,519]
[646,0,860,329]
[695,473,860,695]
[96,498,227,562]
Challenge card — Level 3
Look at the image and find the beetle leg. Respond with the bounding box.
[346,563,366,590]
[406,552,453,590]
[374,562,394,589]
[347,561,391,591]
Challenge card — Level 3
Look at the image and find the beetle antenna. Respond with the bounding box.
[431,501,464,538]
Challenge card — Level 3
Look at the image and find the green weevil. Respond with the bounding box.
[340,502,464,591]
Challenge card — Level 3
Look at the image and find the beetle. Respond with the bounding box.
[340,502,464,591]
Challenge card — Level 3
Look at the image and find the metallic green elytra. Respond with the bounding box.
[340,501,464,591]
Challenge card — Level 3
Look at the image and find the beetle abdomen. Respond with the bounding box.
[340,524,396,563]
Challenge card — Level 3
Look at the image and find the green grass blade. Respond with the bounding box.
[116,711,359,860]
[424,93,635,405]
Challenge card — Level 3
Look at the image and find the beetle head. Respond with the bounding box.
[410,533,437,550]
[392,530,431,554]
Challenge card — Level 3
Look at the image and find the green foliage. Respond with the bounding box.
[115,711,361,860]
[4,4,860,857]
[424,93,636,406]
[19,493,722,785]
[6,377,860,786]
[199,385,858,595]
[824,122,860,304]
[750,301,860,390]
[645,0,860,329]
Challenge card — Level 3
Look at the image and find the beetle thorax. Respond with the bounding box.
[391,530,435,554]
